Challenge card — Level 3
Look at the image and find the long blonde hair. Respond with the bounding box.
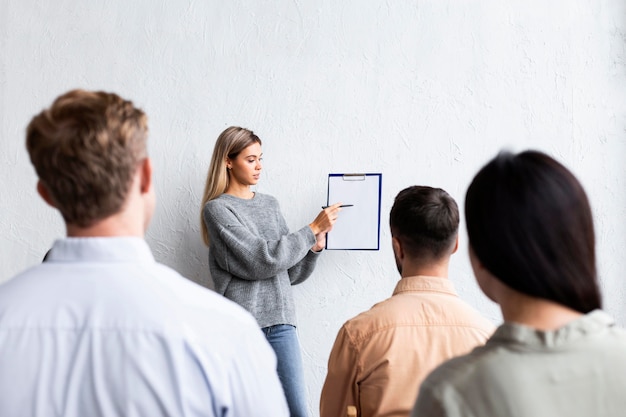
[200,126,262,246]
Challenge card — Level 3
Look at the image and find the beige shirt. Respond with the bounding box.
[320,275,495,417]
[412,310,626,417]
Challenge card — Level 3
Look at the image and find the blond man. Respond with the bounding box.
[0,90,288,417]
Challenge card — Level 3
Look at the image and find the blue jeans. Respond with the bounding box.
[262,324,309,417]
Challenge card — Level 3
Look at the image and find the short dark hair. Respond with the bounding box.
[26,90,148,227]
[465,150,601,313]
[390,186,459,261]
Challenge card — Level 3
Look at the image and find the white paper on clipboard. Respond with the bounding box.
[325,173,382,250]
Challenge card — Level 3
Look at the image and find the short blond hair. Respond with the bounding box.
[200,126,261,245]
[26,89,148,227]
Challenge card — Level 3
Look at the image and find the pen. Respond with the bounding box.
[321,204,354,209]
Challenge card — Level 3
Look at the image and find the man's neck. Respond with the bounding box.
[66,213,144,238]
[401,258,449,279]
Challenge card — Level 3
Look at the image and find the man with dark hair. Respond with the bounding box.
[320,186,494,417]
[0,90,289,417]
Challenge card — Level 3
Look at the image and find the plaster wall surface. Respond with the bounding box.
[1,1,625,415]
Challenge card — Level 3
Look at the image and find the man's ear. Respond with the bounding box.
[451,234,459,254]
[392,236,404,260]
[36,181,57,208]
[139,158,153,195]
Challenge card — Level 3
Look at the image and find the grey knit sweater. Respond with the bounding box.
[203,193,321,328]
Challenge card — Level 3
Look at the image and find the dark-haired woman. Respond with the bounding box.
[412,150,626,417]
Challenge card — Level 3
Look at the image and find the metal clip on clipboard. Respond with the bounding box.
[342,174,366,181]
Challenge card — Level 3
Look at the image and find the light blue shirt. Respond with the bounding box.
[0,237,289,417]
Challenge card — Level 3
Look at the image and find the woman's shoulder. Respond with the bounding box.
[253,192,279,204]
[202,195,237,221]
[204,195,228,210]
[421,341,502,392]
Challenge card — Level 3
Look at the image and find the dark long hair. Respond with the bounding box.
[465,150,601,313]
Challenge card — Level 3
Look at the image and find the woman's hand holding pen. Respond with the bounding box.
[309,203,342,251]
[310,202,342,234]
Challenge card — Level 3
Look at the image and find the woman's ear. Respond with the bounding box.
[469,245,498,303]
[468,246,483,272]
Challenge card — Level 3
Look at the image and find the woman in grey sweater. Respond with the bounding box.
[200,126,341,417]
[412,150,626,417]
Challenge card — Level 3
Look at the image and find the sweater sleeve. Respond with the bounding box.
[288,248,321,285]
[274,203,321,285]
[203,199,316,280]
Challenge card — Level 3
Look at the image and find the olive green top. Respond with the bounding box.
[412,310,626,417]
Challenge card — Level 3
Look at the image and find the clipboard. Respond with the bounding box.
[325,173,382,250]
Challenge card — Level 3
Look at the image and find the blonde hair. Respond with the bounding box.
[26,89,148,227]
[200,126,261,245]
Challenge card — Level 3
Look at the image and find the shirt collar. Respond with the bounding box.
[46,237,155,263]
[489,309,614,348]
[392,275,458,297]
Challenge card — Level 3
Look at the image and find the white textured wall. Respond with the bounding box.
[1,1,625,415]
